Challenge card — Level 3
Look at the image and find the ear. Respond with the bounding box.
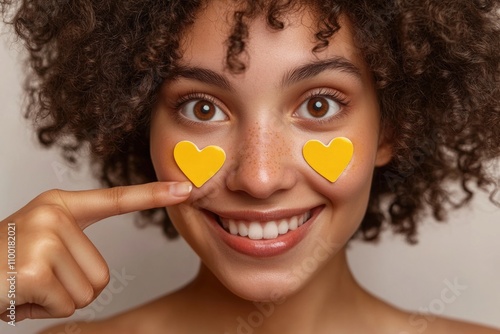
[375,126,393,167]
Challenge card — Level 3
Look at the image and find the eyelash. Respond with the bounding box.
[298,88,351,125]
[170,88,351,125]
[172,91,218,110]
[170,91,224,125]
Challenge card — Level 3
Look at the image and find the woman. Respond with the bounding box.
[1,0,499,333]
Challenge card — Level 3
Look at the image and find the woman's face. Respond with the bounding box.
[150,1,391,301]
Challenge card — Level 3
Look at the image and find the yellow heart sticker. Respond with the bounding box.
[174,141,226,188]
[303,137,354,183]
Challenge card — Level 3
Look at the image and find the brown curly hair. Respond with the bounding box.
[1,0,499,243]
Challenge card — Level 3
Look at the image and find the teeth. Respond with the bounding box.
[263,221,278,239]
[220,211,312,240]
[229,221,238,235]
[238,223,249,237]
[248,222,263,240]
[298,214,304,227]
[278,220,289,235]
[289,216,298,230]
[299,212,309,227]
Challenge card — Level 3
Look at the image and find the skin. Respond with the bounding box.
[0,1,497,334]
[150,0,390,312]
[0,181,192,320]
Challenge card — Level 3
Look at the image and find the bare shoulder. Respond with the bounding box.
[38,292,188,334]
[431,317,500,334]
[376,300,500,334]
[38,318,131,334]
[38,310,163,334]
[395,311,500,334]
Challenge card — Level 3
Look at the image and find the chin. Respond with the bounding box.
[218,272,304,303]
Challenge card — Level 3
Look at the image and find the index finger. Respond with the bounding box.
[51,181,192,229]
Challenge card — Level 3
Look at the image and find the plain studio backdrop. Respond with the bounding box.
[1,28,499,334]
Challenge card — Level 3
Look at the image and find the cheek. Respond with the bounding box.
[150,131,184,182]
[166,205,190,234]
[165,204,208,257]
[309,138,377,225]
[150,114,232,203]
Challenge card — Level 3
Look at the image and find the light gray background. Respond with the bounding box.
[1,30,499,334]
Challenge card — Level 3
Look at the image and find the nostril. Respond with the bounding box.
[225,136,297,198]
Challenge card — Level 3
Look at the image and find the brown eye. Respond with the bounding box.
[180,98,228,122]
[194,100,216,120]
[295,95,341,120]
[307,97,329,118]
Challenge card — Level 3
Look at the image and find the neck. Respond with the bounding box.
[188,247,372,333]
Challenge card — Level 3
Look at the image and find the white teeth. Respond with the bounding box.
[278,220,289,234]
[220,210,312,240]
[289,216,298,230]
[248,222,263,240]
[238,222,249,237]
[263,221,279,239]
[229,220,238,235]
[299,212,308,226]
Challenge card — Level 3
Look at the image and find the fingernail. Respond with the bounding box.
[170,182,193,197]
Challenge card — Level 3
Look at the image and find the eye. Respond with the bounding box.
[295,96,341,120]
[180,99,227,122]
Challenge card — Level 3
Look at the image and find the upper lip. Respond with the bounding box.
[206,207,317,222]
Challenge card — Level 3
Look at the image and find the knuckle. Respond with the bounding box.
[150,184,164,208]
[94,266,111,291]
[108,186,126,215]
[57,303,76,318]
[34,189,66,204]
[18,263,53,288]
[17,239,64,283]
[26,204,69,229]
[76,283,95,308]
[32,234,66,256]
[34,235,67,258]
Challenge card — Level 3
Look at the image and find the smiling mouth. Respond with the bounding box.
[211,210,313,240]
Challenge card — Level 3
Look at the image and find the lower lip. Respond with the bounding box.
[204,207,322,258]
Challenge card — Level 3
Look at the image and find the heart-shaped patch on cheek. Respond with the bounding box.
[302,137,354,183]
[173,141,226,188]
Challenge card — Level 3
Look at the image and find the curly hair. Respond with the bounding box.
[1,0,499,243]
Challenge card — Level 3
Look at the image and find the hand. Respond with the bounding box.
[0,181,192,322]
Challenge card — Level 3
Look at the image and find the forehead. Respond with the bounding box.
[178,0,368,77]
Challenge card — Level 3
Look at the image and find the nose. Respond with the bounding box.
[226,122,297,199]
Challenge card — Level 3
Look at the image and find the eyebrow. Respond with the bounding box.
[169,56,362,90]
[281,57,362,87]
[168,67,232,91]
